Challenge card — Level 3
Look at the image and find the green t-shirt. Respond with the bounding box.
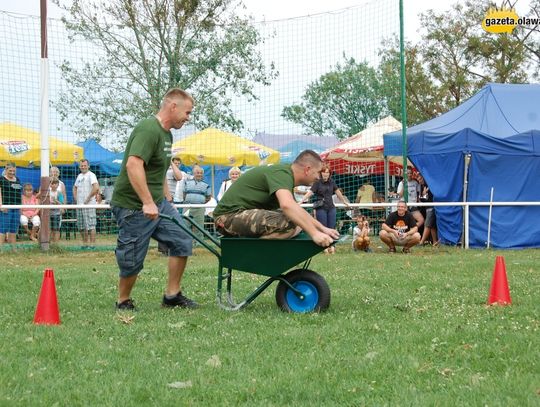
[111,117,172,209]
[213,164,294,217]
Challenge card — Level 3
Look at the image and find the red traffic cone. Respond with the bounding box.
[33,269,61,325]
[487,256,512,306]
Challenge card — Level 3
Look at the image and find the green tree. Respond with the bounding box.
[281,57,388,140]
[53,0,277,145]
[379,0,540,126]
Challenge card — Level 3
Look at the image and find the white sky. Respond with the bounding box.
[0,0,534,141]
[0,0,533,39]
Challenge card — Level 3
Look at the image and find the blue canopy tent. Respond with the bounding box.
[384,83,540,249]
[77,140,122,177]
[278,140,327,163]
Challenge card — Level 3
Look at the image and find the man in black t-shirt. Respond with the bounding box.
[379,200,421,253]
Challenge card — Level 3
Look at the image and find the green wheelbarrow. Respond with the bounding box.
[159,213,333,313]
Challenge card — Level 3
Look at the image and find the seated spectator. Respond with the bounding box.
[49,177,64,243]
[352,215,371,252]
[379,200,420,253]
[20,183,41,242]
[217,166,241,201]
[183,165,212,242]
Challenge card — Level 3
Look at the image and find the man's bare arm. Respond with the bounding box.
[126,156,158,219]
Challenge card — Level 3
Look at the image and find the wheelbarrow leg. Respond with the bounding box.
[216,263,278,311]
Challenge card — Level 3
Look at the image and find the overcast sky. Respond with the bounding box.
[0,0,446,39]
[0,0,534,141]
[0,0,533,45]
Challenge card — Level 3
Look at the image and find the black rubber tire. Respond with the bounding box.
[275,268,331,313]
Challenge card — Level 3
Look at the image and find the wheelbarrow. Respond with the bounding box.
[159,213,333,313]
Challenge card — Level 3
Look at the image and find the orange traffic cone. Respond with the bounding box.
[33,268,61,325]
[487,256,512,306]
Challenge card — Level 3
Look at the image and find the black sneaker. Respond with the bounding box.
[116,298,136,310]
[162,292,198,309]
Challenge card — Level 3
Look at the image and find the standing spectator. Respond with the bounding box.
[49,177,64,243]
[417,174,439,246]
[111,88,196,310]
[397,167,424,229]
[0,163,22,245]
[173,163,191,207]
[379,200,421,253]
[20,183,41,242]
[300,164,349,254]
[217,166,241,201]
[73,159,100,249]
[166,157,184,202]
[158,156,187,254]
[50,166,67,198]
[355,180,376,216]
[183,165,212,242]
[293,185,310,203]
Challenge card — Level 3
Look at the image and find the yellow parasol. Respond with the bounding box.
[172,128,280,166]
[0,122,83,166]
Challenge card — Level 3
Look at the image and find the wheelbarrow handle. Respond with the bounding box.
[158,213,221,257]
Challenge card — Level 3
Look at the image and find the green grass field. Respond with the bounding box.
[1,242,539,406]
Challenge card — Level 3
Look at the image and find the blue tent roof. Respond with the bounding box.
[383,83,540,248]
[253,132,338,150]
[278,140,327,163]
[77,140,122,176]
[384,83,540,156]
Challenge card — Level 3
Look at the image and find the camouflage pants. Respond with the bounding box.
[214,209,296,238]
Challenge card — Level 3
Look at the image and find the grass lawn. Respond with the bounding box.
[1,242,539,406]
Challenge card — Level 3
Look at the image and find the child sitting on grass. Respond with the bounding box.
[352,215,371,252]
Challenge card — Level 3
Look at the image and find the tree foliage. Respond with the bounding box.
[379,0,540,125]
[284,0,539,136]
[53,0,276,145]
[281,57,388,140]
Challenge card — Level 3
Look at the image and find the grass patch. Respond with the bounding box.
[1,243,539,405]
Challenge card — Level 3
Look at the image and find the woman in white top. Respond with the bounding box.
[217,166,241,201]
[50,167,67,199]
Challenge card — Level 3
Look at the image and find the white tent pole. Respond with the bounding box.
[487,187,494,248]
[39,0,50,251]
[211,165,215,197]
[463,153,471,249]
[384,156,389,203]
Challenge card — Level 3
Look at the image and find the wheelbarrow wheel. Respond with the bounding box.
[275,269,330,313]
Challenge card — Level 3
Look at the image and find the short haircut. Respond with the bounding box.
[162,88,194,106]
[229,166,241,176]
[192,165,204,174]
[397,200,407,206]
[80,159,90,165]
[23,183,33,190]
[293,150,322,167]
[5,162,16,169]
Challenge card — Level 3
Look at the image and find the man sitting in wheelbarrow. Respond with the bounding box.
[213,150,339,248]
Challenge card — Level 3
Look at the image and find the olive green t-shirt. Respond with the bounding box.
[213,164,294,216]
[111,117,172,209]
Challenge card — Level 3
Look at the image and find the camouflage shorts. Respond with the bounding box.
[214,209,296,238]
